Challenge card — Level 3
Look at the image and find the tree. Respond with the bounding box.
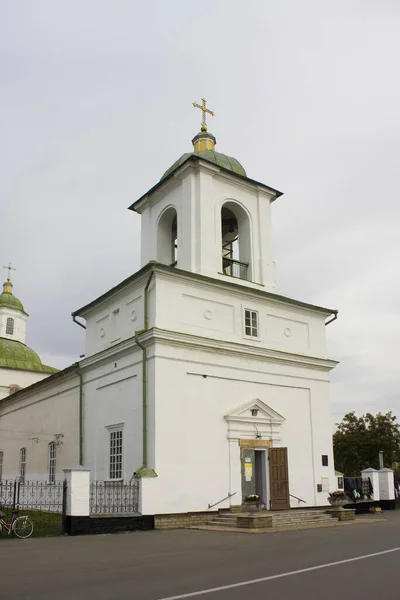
[333,411,400,476]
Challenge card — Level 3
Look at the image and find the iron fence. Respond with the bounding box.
[17,480,65,512]
[90,480,139,515]
[0,479,66,536]
[0,480,16,512]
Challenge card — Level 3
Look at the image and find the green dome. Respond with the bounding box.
[0,291,24,312]
[0,337,58,373]
[161,150,247,180]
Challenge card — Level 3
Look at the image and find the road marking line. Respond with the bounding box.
[158,547,400,599]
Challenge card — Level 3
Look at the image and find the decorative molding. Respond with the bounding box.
[186,369,325,386]
[153,267,334,318]
[144,328,338,371]
[96,373,137,391]
[225,398,285,426]
[225,399,285,444]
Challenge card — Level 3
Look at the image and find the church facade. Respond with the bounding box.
[1,103,338,514]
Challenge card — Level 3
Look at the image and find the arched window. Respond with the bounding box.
[157,207,178,266]
[221,201,252,281]
[6,317,14,335]
[20,447,26,483]
[48,442,56,484]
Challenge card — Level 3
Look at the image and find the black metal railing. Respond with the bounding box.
[90,480,139,515]
[0,479,65,513]
[289,493,307,504]
[222,257,248,280]
[0,479,66,536]
[208,492,237,509]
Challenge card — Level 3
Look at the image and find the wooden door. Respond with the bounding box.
[269,447,290,510]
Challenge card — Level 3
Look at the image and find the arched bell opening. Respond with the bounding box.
[221,202,251,280]
[157,207,178,267]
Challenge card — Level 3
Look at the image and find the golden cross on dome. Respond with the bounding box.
[193,97,215,132]
[3,262,16,282]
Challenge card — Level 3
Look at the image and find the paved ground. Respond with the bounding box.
[1,511,399,600]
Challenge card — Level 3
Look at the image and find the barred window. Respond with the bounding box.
[0,451,3,480]
[109,430,123,480]
[19,447,26,483]
[6,318,14,335]
[48,442,56,484]
[244,309,259,337]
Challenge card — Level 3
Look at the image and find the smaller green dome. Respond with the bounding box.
[162,150,247,180]
[0,291,24,312]
[0,337,58,373]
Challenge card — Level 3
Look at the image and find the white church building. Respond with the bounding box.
[0,101,338,515]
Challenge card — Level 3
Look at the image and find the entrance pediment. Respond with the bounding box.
[224,399,285,426]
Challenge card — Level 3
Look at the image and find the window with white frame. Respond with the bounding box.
[109,429,123,479]
[48,442,56,483]
[19,447,26,482]
[6,318,14,335]
[0,451,3,480]
[244,309,259,337]
[321,477,329,492]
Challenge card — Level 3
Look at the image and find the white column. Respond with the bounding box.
[378,468,395,501]
[361,468,380,501]
[63,466,91,517]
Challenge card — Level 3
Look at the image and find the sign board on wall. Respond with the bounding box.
[239,439,271,448]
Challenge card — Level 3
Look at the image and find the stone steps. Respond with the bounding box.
[208,509,334,529]
[208,513,238,527]
[207,517,237,527]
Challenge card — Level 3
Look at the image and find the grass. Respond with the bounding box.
[0,508,63,538]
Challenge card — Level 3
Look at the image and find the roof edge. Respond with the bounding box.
[128,155,283,212]
[72,262,156,317]
[72,261,337,321]
[0,364,76,407]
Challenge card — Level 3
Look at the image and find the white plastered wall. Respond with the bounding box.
[0,372,79,480]
[0,368,52,401]
[141,341,335,515]
[81,346,145,481]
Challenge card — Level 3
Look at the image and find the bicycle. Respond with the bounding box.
[0,507,34,539]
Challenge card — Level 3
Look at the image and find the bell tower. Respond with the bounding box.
[130,98,282,292]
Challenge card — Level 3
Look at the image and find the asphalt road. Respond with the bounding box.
[1,512,399,600]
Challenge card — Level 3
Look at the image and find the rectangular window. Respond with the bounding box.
[0,451,3,480]
[321,477,329,492]
[48,442,56,484]
[322,454,329,467]
[337,476,344,490]
[109,430,123,480]
[19,447,26,483]
[244,309,259,337]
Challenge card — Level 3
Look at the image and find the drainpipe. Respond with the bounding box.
[133,264,157,479]
[325,311,338,326]
[73,362,84,465]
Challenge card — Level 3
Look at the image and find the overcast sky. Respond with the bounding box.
[2,1,399,425]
